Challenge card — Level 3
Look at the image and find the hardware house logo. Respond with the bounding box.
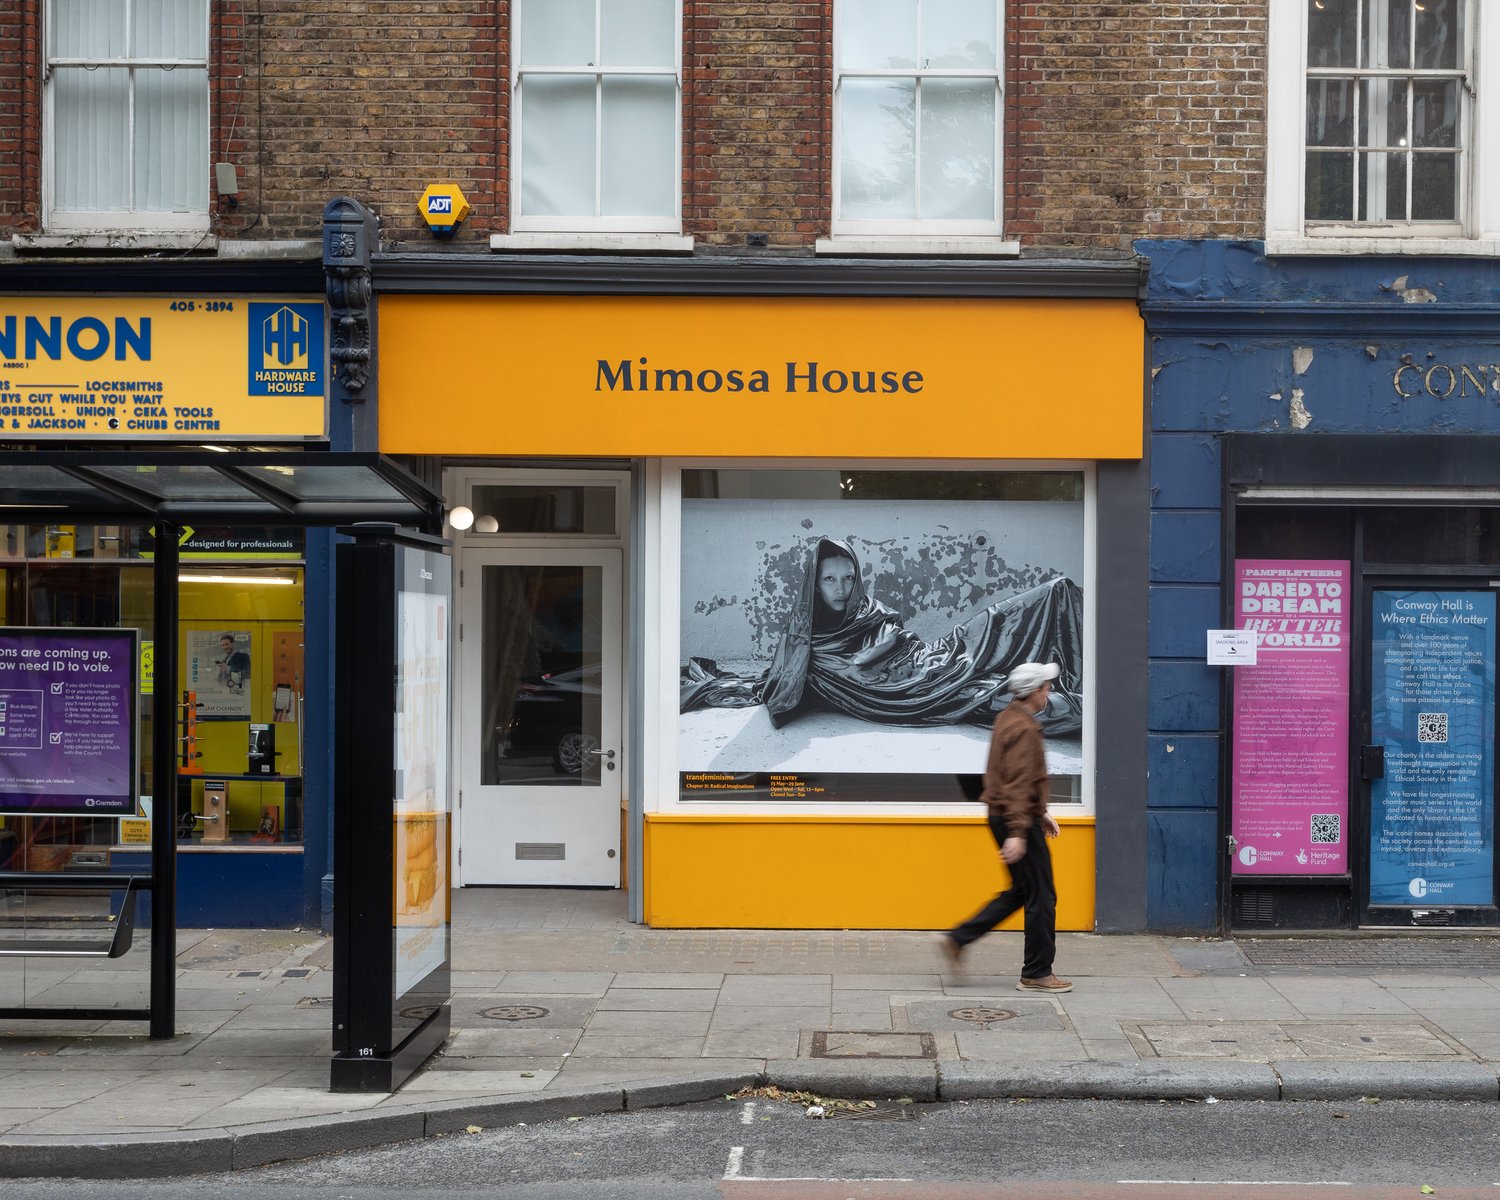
[248,303,325,396]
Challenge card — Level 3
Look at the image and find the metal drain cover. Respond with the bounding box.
[827,1102,916,1122]
[400,1004,440,1021]
[949,1006,1016,1025]
[480,1004,550,1022]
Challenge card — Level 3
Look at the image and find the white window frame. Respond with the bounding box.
[42,0,210,234]
[1267,0,1500,255]
[652,457,1095,819]
[509,0,683,236]
[443,467,631,547]
[829,2,1005,244]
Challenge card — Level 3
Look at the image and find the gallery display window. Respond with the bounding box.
[659,461,1093,816]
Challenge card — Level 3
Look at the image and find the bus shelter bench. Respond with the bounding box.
[0,872,148,959]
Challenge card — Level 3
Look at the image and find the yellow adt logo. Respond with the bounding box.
[262,305,310,370]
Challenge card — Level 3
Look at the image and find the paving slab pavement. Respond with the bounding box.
[1,887,1498,1178]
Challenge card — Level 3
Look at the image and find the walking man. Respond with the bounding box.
[942,661,1072,993]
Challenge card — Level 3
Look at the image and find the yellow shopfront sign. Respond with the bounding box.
[0,297,328,440]
[379,295,1143,459]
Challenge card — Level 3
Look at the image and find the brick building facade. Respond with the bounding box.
[3,2,1496,938]
[0,2,1266,250]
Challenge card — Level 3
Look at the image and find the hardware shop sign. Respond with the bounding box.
[0,297,327,441]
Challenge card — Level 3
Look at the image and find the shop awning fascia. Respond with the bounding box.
[0,450,442,528]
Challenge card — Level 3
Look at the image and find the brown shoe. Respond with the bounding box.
[939,935,965,972]
[1016,974,1072,993]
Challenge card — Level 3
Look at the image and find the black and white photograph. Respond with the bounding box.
[677,472,1086,797]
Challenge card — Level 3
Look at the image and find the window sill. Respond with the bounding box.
[490,233,694,254]
[815,236,1021,258]
[13,232,218,254]
[1265,235,1500,258]
[218,238,321,259]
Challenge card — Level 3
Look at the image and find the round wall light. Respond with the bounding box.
[448,505,475,531]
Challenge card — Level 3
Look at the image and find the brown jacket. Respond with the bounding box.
[981,701,1048,838]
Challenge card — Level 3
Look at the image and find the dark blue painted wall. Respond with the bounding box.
[1137,239,1500,931]
[115,849,306,927]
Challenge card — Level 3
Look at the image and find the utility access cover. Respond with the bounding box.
[1129,1020,1467,1061]
[904,996,1065,1032]
[810,1031,937,1059]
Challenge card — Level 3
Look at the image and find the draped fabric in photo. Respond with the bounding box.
[681,536,1082,735]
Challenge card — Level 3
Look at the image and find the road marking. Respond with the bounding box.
[722,1178,917,1184]
[725,1146,745,1179]
[741,1101,757,1125]
[1119,1182,1352,1187]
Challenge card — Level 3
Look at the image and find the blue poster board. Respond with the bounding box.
[1370,590,1496,907]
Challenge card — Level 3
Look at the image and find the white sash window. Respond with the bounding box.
[512,0,681,233]
[45,0,209,232]
[1268,0,1500,252]
[832,0,1002,238]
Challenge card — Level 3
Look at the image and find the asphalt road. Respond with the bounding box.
[5,1097,1498,1198]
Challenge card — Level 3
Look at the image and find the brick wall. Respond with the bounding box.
[685,1,830,249]
[1010,3,1267,251]
[229,1,500,243]
[0,1,41,234]
[0,1,1269,250]
[224,0,1270,249]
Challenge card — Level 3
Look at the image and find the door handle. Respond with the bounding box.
[589,748,616,759]
[1360,745,1385,780]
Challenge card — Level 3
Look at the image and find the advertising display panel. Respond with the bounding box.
[332,530,452,1092]
[1369,589,1496,908]
[394,560,451,997]
[0,628,138,816]
[1231,560,1351,876]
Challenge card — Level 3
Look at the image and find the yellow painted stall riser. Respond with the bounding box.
[643,817,1095,931]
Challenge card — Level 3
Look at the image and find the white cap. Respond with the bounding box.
[1007,661,1060,697]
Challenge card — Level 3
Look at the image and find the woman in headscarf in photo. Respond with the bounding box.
[681,536,1082,735]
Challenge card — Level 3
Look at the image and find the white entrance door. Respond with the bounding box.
[458,549,623,885]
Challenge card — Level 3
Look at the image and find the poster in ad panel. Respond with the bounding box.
[1369,589,1495,908]
[678,490,1084,802]
[394,552,451,999]
[1232,560,1350,875]
[0,628,137,816]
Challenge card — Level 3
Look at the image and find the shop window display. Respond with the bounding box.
[0,526,305,873]
[677,469,1086,806]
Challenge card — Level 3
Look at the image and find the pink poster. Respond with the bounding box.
[1231,559,1350,875]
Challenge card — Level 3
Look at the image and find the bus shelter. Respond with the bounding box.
[0,449,442,1046]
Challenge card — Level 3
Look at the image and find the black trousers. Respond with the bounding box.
[948,811,1057,979]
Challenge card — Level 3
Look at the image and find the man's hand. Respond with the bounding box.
[1001,836,1027,864]
[1042,813,1060,839]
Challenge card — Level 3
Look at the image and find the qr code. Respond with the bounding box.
[1417,712,1448,743]
[1310,813,1341,845]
